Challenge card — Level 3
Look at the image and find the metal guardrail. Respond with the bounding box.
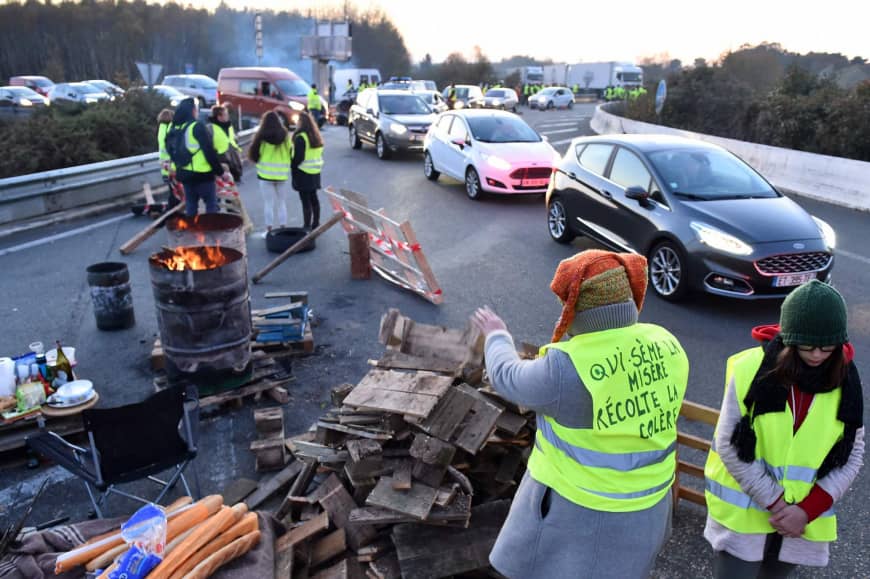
[0,128,255,226]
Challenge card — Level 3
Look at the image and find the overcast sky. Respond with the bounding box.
[186,0,866,65]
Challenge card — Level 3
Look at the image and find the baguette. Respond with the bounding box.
[80,495,194,549]
[148,505,239,578]
[167,512,259,579]
[85,542,128,572]
[163,495,194,514]
[185,530,261,579]
[164,527,195,556]
[55,494,221,574]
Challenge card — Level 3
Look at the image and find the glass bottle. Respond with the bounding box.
[54,341,75,382]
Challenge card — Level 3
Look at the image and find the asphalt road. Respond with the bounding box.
[1,102,868,577]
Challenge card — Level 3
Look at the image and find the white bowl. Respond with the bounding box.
[46,347,76,367]
[52,379,93,405]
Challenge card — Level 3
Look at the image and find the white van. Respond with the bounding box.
[333,68,382,93]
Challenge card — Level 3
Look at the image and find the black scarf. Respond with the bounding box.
[731,334,863,479]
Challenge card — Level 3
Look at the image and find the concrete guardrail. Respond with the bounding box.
[590,104,870,212]
[0,128,256,227]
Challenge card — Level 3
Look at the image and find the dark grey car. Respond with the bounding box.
[348,89,437,159]
[546,134,836,301]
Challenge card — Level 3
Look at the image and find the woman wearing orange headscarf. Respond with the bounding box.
[471,249,690,578]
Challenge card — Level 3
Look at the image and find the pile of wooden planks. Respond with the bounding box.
[269,309,534,579]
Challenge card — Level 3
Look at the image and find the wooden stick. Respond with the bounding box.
[119,203,183,255]
[252,212,343,284]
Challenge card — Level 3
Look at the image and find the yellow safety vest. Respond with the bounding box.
[307,89,322,111]
[529,323,689,512]
[704,347,842,541]
[297,133,323,175]
[158,123,171,176]
[256,139,292,181]
[181,122,213,174]
[211,124,238,155]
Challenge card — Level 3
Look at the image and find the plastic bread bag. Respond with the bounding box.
[16,381,46,412]
[107,503,166,579]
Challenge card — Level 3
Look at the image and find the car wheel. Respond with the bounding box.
[424,152,440,181]
[648,241,689,301]
[375,133,391,160]
[568,100,574,109]
[547,197,576,244]
[546,101,554,110]
[512,106,518,113]
[349,125,361,149]
[465,167,482,200]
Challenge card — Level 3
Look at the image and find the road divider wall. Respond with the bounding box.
[0,129,255,227]
[591,104,870,212]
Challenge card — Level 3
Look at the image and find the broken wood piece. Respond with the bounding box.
[331,383,355,406]
[391,460,412,490]
[275,511,330,553]
[119,203,183,255]
[434,485,458,508]
[365,478,438,521]
[310,557,366,579]
[451,384,503,455]
[289,440,350,464]
[349,494,472,527]
[417,386,475,441]
[349,231,371,280]
[495,410,528,436]
[342,369,452,419]
[318,480,377,551]
[264,291,309,303]
[316,421,392,441]
[367,552,401,579]
[368,351,461,376]
[310,528,347,568]
[254,407,285,437]
[245,460,303,510]
[276,459,318,520]
[251,437,289,471]
[251,301,306,317]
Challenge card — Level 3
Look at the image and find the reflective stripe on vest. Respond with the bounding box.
[158,123,171,176]
[527,323,689,512]
[298,133,324,175]
[256,140,291,181]
[704,347,842,540]
[183,122,212,173]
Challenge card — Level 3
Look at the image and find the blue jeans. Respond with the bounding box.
[182,179,218,217]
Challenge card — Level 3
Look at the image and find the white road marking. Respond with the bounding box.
[0,214,132,257]
[536,120,580,128]
[541,127,579,135]
[837,249,870,265]
[550,137,579,146]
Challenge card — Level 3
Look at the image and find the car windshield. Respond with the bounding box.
[417,93,436,104]
[468,116,540,143]
[194,77,217,89]
[32,78,53,88]
[539,88,557,95]
[647,148,779,200]
[275,79,310,97]
[379,94,430,115]
[7,87,41,97]
[73,83,103,94]
[485,90,507,98]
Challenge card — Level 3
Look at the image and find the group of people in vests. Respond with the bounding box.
[471,249,862,579]
[604,85,649,101]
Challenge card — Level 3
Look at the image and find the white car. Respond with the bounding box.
[414,89,448,113]
[529,86,574,110]
[423,109,560,200]
[163,74,218,107]
[46,82,111,105]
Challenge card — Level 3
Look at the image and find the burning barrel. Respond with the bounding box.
[166,213,247,255]
[149,245,252,395]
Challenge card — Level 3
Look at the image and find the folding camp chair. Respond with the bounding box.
[27,384,199,518]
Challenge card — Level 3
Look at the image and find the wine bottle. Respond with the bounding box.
[54,341,75,381]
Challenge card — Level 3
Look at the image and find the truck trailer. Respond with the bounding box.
[566,62,643,96]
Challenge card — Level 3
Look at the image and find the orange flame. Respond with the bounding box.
[172,216,207,244]
[154,246,230,271]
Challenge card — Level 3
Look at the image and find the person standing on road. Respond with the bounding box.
[291,112,324,230]
[704,280,864,578]
[470,249,690,579]
[170,97,227,217]
[208,105,243,183]
[248,110,293,233]
[157,108,183,211]
[307,83,323,126]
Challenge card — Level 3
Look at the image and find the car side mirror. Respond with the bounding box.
[451,137,468,149]
[625,186,651,205]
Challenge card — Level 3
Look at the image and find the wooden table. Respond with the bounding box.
[0,393,99,455]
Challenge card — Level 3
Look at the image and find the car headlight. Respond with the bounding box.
[389,123,407,135]
[454,101,465,109]
[812,216,836,249]
[19,98,33,106]
[85,97,99,103]
[288,101,306,111]
[483,153,511,171]
[690,222,753,256]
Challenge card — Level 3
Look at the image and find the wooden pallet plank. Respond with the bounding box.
[319,480,377,551]
[245,460,303,509]
[365,478,438,521]
[276,511,330,553]
[310,528,348,568]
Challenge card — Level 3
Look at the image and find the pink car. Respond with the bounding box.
[423,109,560,200]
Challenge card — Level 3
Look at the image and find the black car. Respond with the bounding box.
[546,134,836,300]
[348,89,437,159]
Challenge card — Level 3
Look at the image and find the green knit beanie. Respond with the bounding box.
[779,280,848,346]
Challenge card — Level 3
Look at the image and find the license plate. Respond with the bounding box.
[773,272,815,287]
[521,178,550,187]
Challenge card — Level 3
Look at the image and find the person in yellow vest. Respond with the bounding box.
[470,249,689,578]
[170,98,228,217]
[704,280,863,577]
[209,105,243,183]
[291,112,324,230]
[307,84,323,125]
[248,110,293,232]
[156,108,182,210]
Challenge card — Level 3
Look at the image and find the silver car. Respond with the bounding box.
[163,74,218,107]
[529,86,575,110]
[414,90,448,113]
[348,89,437,159]
[46,82,110,105]
[476,88,519,112]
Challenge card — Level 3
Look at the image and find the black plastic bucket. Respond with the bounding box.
[266,227,316,254]
[86,262,135,331]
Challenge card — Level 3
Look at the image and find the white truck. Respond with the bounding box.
[513,66,543,85]
[566,62,644,96]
